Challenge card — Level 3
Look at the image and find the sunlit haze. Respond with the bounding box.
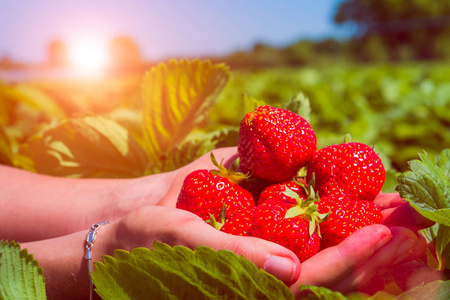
[68,38,110,76]
[0,0,349,64]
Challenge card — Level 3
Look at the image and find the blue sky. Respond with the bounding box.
[0,0,351,63]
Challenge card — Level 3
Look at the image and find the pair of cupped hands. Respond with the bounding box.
[110,147,435,297]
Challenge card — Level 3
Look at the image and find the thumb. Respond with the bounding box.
[290,224,392,292]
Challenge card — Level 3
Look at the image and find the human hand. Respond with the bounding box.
[375,192,436,230]
[289,192,433,296]
[289,224,427,296]
[156,146,239,207]
[99,204,301,285]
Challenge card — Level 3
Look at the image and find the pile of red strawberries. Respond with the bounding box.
[176,105,386,262]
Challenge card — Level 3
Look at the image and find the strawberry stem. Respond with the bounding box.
[343,133,352,143]
[210,152,247,184]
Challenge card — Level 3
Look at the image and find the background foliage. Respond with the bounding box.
[0,60,449,184]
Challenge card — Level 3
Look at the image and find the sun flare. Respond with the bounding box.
[68,38,109,76]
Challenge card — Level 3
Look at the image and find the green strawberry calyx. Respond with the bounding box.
[206,204,227,230]
[283,185,330,238]
[210,152,248,184]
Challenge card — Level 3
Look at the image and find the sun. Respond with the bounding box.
[68,38,110,76]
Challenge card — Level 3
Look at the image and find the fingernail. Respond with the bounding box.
[264,256,296,284]
[374,234,392,251]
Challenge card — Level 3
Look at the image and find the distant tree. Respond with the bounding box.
[109,36,142,69]
[47,39,68,67]
[251,43,287,67]
[0,55,13,68]
[282,40,315,65]
[334,0,450,60]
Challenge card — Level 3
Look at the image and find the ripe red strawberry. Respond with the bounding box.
[208,205,254,236]
[317,195,382,249]
[176,153,255,223]
[238,105,317,182]
[251,187,327,262]
[256,180,305,206]
[220,208,254,236]
[307,138,385,201]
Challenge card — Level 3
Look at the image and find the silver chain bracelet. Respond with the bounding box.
[86,221,110,300]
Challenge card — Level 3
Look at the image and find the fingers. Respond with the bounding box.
[114,205,300,285]
[290,224,392,294]
[374,192,435,230]
[381,202,435,230]
[331,227,428,294]
[373,192,404,209]
[173,211,300,285]
[391,260,444,292]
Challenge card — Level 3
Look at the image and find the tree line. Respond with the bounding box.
[220,0,450,68]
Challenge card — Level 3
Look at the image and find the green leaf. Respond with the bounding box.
[282,92,311,122]
[92,242,293,300]
[10,85,66,120]
[395,149,450,226]
[396,149,450,271]
[141,59,230,162]
[16,115,149,178]
[297,285,349,299]
[398,280,450,300]
[420,223,450,270]
[146,137,215,175]
[0,83,65,125]
[146,126,234,174]
[0,126,13,167]
[242,94,266,114]
[0,240,47,300]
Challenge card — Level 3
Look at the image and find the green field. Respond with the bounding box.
[1,60,449,183]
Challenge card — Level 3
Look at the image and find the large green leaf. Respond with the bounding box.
[91,242,293,300]
[141,59,230,162]
[395,149,450,226]
[0,240,47,300]
[17,115,148,178]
